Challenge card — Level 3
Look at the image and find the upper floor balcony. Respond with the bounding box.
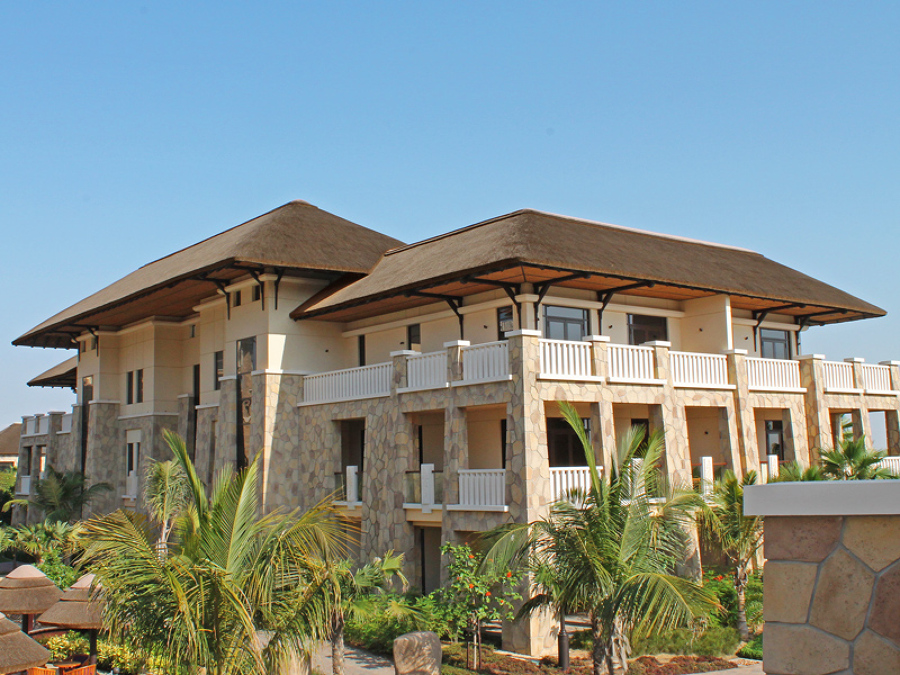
[298,332,900,404]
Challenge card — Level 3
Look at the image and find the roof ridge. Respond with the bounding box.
[137,200,315,270]
[383,210,529,255]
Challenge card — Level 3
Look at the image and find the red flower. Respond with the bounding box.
[469,584,475,589]
[715,575,724,581]
[469,554,475,559]
[506,571,513,578]
[486,591,491,597]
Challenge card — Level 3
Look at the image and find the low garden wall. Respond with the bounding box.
[745,481,900,675]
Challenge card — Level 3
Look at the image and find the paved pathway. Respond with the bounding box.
[712,663,764,675]
[313,644,394,675]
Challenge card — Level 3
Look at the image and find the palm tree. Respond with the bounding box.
[698,471,763,641]
[76,430,350,675]
[819,436,896,480]
[484,402,714,675]
[142,447,191,545]
[3,466,112,522]
[326,551,408,675]
[772,461,827,482]
[11,520,73,563]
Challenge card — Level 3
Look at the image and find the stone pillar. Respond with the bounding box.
[846,358,874,443]
[885,410,900,456]
[782,404,811,465]
[880,360,900,391]
[726,349,759,475]
[444,341,469,383]
[46,411,64,471]
[718,406,742,476]
[650,402,692,486]
[177,394,197,458]
[215,376,239,473]
[645,340,671,382]
[798,354,831,460]
[391,350,416,391]
[515,291,538,331]
[586,334,610,380]
[504,329,556,656]
[83,401,122,517]
[69,404,85,475]
[250,372,273,513]
[591,400,616,473]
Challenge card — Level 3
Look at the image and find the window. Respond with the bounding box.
[126,369,144,404]
[358,335,366,366]
[765,420,785,461]
[213,351,224,390]
[407,324,421,352]
[193,364,201,403]
[547,417,591,466]
[543,306,589,341]
[126,441,139,475]
[126,430,142,497]
[233,290,242,307]
[628,314,668,345]
[760,328,791,360]
[90,336,98,351]
[497,306,515,339]
[189,324,196,338]
[252,285,262,302]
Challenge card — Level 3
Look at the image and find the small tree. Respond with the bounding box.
[772,461,827,482]
[436,542,521,671]
[699,471,763,641]
[142,439,191,546]
[3,466,112,522]
[11,520,73,564]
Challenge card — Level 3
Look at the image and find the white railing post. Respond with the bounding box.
[421,463,435,513]
[457,469,506,508]
[759,464,769,484]
[767,454,780,481]
[346,465,359,504]
[461,341,510,383]
[700,456,714,496]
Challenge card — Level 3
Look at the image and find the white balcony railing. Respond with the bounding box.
[17,475,31,496]
[22,417,36,436]
[878,457,900,476]
[36,416,49,435]
[746,357,801,391]
[457,469,506,509]
[823,360,856,391]
[304,363,392,403]
[671,352,729,388]
[403,464,444,512]
[607,344,656,382]
[335,465,362,505]
[863,364,893,392]
[406,352,448,390]
[550,466,593,505]
[540,339,595,380]
[461,341,509,383]
[125,471,139,498]
[60,413,73,433]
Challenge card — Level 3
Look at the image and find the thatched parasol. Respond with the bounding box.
[0,611,51,674]
[0,564,63,632]
[38,574,103,664]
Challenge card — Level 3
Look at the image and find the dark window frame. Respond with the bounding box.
[497,306,515,340]
[543,305,590,341]
[407,323,422,352]
[627,314,668,345]
[760,328,792,360]
[213,351,224,391]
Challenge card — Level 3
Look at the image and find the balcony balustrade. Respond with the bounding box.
[878,457,900,476]
[60,413,73,433]
[862,364,893,393]
[406,352,448,390]
[823,360,856,391]
[304,363,392,404]
[403,464,444,512]
[17,475,31,496]
[334,465,362,505]
[460,341,510,383]
[746,356,802,391]
[607,344,656,382]
[670,351,729,388]
[125,471,139,498]
[549,466,592,506]
[452,468,506,511]
[539,339,595,381]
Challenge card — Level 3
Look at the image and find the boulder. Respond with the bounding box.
[393,631,441,675]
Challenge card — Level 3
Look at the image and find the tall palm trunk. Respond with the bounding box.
[331,612,346,675]
[558,607,570,670]
[590,613,609,675]
[734,566,750,641]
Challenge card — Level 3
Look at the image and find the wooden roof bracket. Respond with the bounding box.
[462,276,522,328]
[212,280,231,320]
[596,281,655,334]
[533,272,591,321]
[406,290,465,339]
[86,326,100,354]
[273,268,285,310]
[247,270,265,311]
[753,303,805,349]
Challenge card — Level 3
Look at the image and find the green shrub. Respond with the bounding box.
[571,625,740,657]
[38,550,79,589]
[45,631,148,675]
[737,634,763,660]
[702,572,763,629]
[345,593,448,655]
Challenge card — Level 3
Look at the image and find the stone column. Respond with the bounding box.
[650,402,691,486]
[215,376,239,473]
[515,291,539,331]
[726,349,759,475]
[799,354,830,461]
[83,401,122,517]
[885,410,900,456]
[250,372,274,513]
[782,404,811,465]
[645,340,671,382]
[441,403,467,557]
[69,404,85,475]
[586,334,610,380]
[177,394,197,458]
[391,350,416,391]
[880,360,900,391]
[504,329,556,656]
[846,358,874,443]
[444,341,469,383]
[46,411,64,471]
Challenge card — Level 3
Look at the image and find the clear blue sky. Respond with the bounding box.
[2,2,898,438]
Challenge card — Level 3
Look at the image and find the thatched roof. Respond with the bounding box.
[27,356,78,389]
[37,574,102,630]
[293,209,885,325]
[0,612,51,674]
[0,424,20,460]
[0,565,62,615]
[14,201,404,348]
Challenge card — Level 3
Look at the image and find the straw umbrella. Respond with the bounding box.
[0,564,63,633]
[37,574,103,665]
[0,611,51,674]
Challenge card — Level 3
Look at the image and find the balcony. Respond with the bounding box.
[304,363,392,404]
[17,475,31,496]
[671,352,730,389]
[607,344,658,383]
[403,465,444,519]
[540,339,598,381]
[460,341,510,384]
[60,413,73,433]
[822,359,894,395]
[448,468,507,512]
[405,352,448,391]
[334,465,363,507]
[124,471,139,499]
[550,466,592,506]
[878,457,900,476]
[746,357,802,392]
[22,417,37,436]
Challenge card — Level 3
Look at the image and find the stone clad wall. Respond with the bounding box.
[746,483,900,675]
